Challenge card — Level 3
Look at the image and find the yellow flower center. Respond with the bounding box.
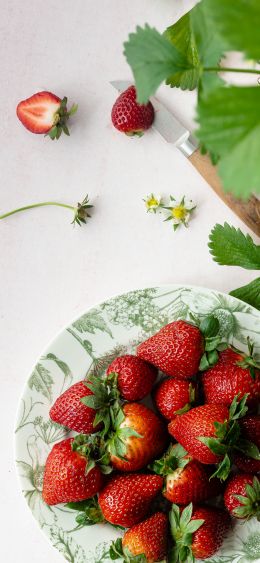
[147,197,159,208]
[171,205,188,220]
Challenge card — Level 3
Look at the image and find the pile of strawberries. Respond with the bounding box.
[42,318,260,562]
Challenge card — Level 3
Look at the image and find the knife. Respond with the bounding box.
[111,80,260,237]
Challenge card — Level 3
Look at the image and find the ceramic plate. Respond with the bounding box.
[15,285,260,563]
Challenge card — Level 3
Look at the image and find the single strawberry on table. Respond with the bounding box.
[98,473,163,528]
[110,512,168,563]
[154,378,197,420]
[169,503,230,561]
[111,85,154,136]
[16,91,78,139]
[42,437,104,505]
[202,346,260,409]
[168,395,260,479]
[150,444,222,505]
[106,354,157,401]
[224,474,260,519]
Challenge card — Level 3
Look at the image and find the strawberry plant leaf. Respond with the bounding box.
[123,24,193,104]
[230,278,260,310]
[198,436,227,455]
[197,86,260,198]
[208,223,260,269]
[197,0,260,61]
[180,503,193,527]
[164,12,200,90]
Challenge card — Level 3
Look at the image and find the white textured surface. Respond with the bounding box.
[0,1,258,561]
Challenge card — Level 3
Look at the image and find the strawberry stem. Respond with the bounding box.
[0,194,93,226]
[0,201,74,219]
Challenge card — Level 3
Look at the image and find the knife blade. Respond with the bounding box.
[110,80,260,236]
[110,80,198,157]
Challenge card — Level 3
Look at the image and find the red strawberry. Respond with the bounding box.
[154,378,197,420]
[137,320,203,379]
[224,474,260,519]
[111,85,154,136]
[49,381,100,434]
[240,415,260,447]
[42,438,104,505]
[168,404,229,465]
[16,91,77,139]
[170,503,230,561]
[234,452,260,473]
[202,348,260,408]
[98,473,163,527]
[109,403,168,471]
[106,354,157,401]
[168,395,257,480]
[109,512,168,563]
[150,444,222,505]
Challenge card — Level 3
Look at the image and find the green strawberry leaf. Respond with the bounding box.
[230,278,260,310]
[180,503,193,527]
[235,439,260,460]
[196,0,260,61]
[229,393,249,421]
[198,436,227,456]
[209,224,260,269]
[164,11,200,90]
[211,453,231,481]
[197,86,260,198]
[123,24,194,104]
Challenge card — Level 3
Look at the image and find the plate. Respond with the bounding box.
[15,285,260,563]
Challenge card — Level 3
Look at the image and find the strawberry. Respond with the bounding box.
[108,403,168,471]
[42,438,104,505]
[16,91,77,139]
[202,347,260,408]
[111,85,154,136]
[98,473,163,527]
[168,395,259,479]
[137,320,203,379]
[240,415,260,447]
[234,452,260,473]
[110,513,168,563]
[224,474,260,519]
[154,378,197,420]
[169,503,230,561]
[106,354,157,401]
[150,444,222,505]
[49,381,100,434]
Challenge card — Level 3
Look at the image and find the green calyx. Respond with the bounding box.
[233,476,260,519]
[168,503,204,563]
[47,97,78,140]
[198,315,227,371]
[198,394,260,481]
[149,444,190,476]
[110,538,147,562]
[72,195,93,226]
[106,406,142,460]
[65,496,104,527]
[235,337,260,380]
[81,373,142,462]
[125,130,144,137]
[71,434,113,475]
[81,373,121,437]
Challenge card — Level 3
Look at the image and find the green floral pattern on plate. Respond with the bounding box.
[15,285,260,562]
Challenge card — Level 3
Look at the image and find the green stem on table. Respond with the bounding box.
[204,66,260,75]
[0,201,74,220]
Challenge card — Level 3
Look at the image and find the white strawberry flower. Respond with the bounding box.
[143,193,163,213]
[164,196,196,230]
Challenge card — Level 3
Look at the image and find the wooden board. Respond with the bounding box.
[189,149,260,238]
